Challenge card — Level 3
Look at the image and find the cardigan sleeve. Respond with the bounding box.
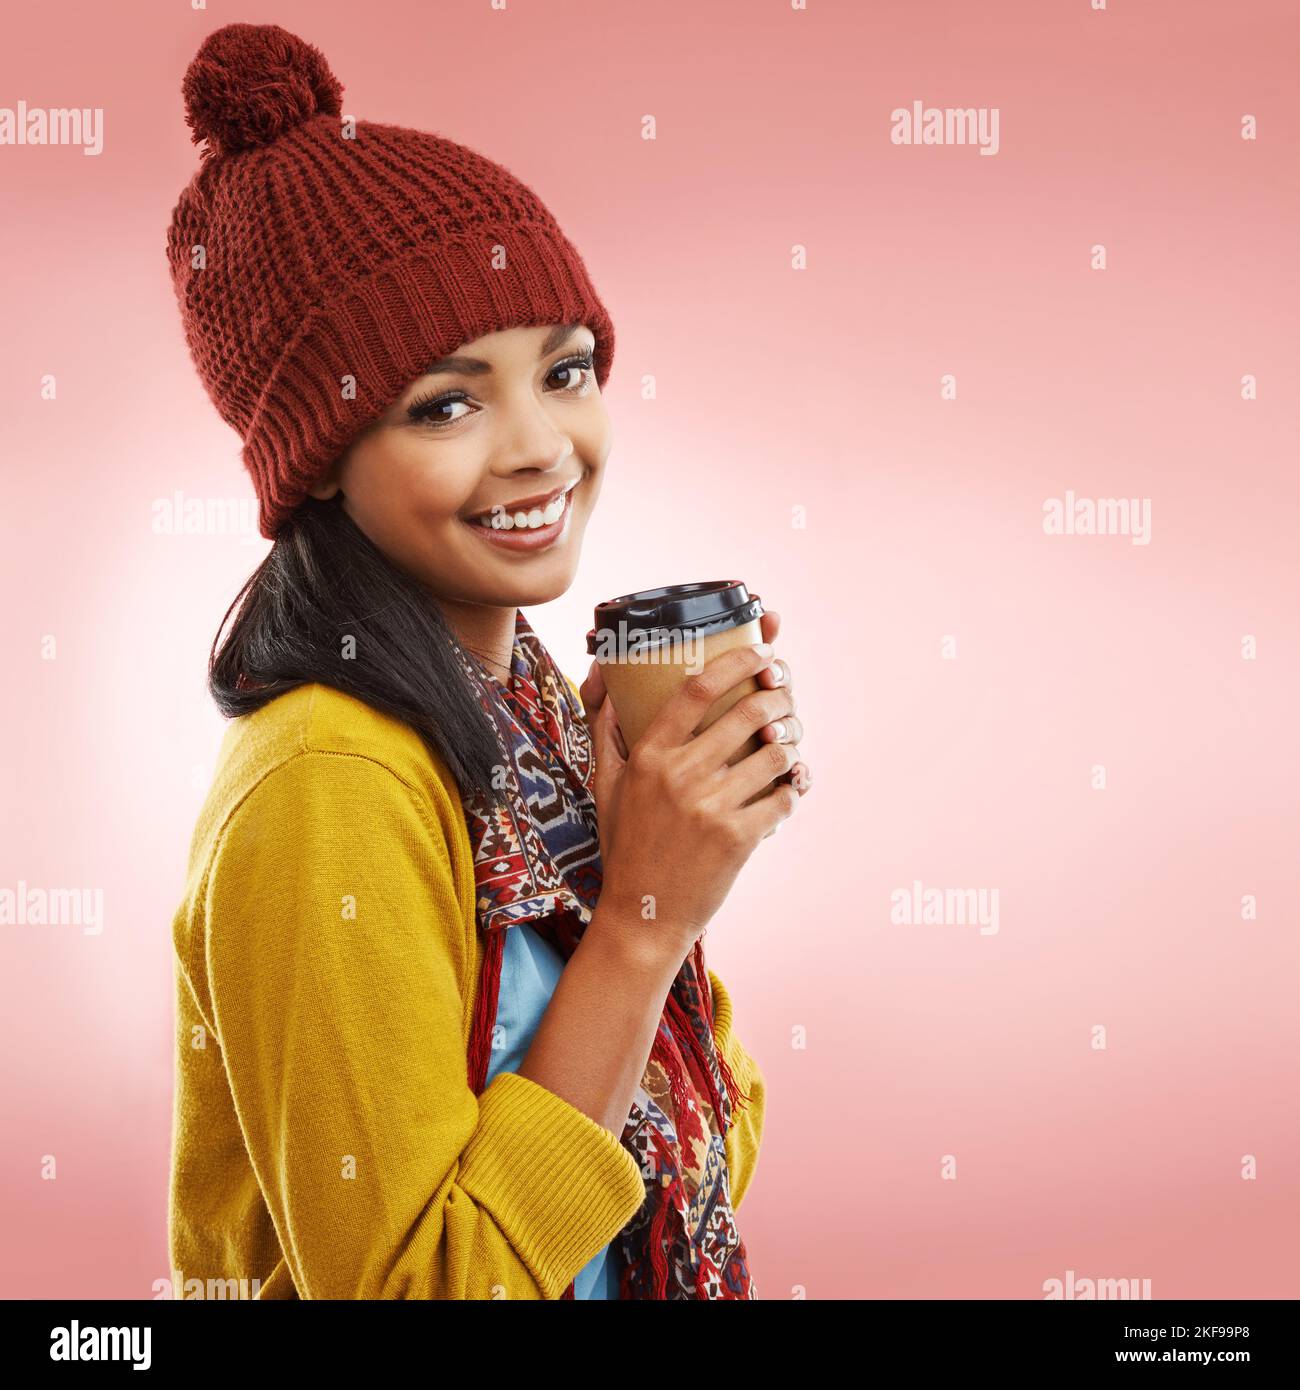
[198,749,646,1300]
[707,968,766,1211]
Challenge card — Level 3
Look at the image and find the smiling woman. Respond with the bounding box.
[303,321,611,667]
[167,21,806,1303]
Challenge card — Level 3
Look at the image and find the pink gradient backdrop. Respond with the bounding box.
[1,0,1296,1299]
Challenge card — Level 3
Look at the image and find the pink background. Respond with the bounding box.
[2,0,1297,1299]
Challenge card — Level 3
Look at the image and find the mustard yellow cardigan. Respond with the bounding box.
[169,681,765,1299]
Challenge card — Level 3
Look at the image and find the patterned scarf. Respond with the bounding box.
[456,610,757,1299]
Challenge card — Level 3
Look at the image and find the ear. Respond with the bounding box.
[307,459,342,501]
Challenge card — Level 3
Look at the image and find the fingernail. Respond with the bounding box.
[766,662,784,684]
[754,642,774,659]
[767,721,786,740]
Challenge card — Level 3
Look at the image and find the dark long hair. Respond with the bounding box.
[209,493,506,804]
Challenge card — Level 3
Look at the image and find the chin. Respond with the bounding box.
[453,507,591,608]
[484,554,581,608]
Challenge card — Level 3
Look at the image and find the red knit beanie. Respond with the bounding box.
[166,23,616,540]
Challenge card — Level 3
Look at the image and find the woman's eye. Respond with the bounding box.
[408,355,593,428]
[547,356,595,392]
[410,395,472,427]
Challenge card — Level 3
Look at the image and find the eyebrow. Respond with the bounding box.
[422,322,585,377]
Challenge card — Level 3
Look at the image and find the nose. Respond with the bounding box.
[489,403,574,483]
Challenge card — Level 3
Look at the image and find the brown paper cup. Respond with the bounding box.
[587,582,769,771]
[600,616,764,764]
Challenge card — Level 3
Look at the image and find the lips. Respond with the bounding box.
[464,476,580,532]
[461,482,575,553]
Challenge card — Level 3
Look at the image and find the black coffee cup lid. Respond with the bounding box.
[585,580,763,655]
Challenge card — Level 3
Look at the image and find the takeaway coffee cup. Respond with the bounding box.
[586,581,766,765]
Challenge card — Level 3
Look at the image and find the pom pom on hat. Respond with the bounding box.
[182,22,343,159]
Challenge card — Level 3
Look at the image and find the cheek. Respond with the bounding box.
[349,436,479,529]
[580,463,606,509]
[573,454,607,526]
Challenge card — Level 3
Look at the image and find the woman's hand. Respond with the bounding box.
[579,608,811,842]
[752,609,811,805]
[581,632,809,966]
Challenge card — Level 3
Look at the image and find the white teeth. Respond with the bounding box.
[475,486,572,531]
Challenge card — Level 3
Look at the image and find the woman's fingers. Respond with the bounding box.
[755,656,793,701]
[738,778,801,841]
[758,713,804,747]
[724,738,802,807]
[589,697,628,822]
[753,648,803,794]
[757,708,811,799]
[605,695,629,762]
[755,613,789,698]
[687,682,794,769]
[578,658,607,718]
[644,642,778,749]
[578,659,614,746]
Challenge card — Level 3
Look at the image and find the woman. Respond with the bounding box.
[166,23,809,1301]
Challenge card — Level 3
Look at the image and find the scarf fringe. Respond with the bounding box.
[467,925,505,1095]
[648,1128,676,1299]
[655,1024,698,1127]
[696,939,753,1118]
[715,1039,751,1116]
[665,979,752,1124]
